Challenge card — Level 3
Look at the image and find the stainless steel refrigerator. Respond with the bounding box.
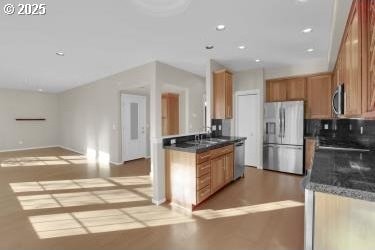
[263,101,304,175]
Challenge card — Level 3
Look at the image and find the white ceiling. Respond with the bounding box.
[0,0,338,93]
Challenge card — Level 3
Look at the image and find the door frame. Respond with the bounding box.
[121,93,147,162]
[234,89,262,168]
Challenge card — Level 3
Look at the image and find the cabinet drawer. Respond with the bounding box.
[197,162,210,177]
[197,173,211,190]
[197,185,211,204]
[197,151,211,164]
[211,144,234,158]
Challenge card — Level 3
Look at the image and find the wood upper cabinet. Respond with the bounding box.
[266,80,287,102]
[306,74,332,119]
[344,2,362,116]
[162,93,179,136]
[363,0,375,115]
[286,78,306,100]
[213,70,233,119]
[266,78,306,102]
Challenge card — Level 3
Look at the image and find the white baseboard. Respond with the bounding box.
[152,198,166,206]
[58,145,123,166]
[0,145,60,153]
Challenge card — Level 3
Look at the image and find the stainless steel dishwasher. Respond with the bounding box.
[234,140,245,180]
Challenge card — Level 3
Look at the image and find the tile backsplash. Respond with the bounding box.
[305,119,375,148]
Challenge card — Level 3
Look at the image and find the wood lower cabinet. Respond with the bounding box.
[213,70,233,119]
[166,144,234,210]
[306,74,332,119]
[304,138,316,171]
[210,155,226,193]
[314,192,375,250]
[224,152,234,183]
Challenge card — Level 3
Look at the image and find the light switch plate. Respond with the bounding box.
[218,125,222,130]
[324,124,329,130]
[212,125,217,131]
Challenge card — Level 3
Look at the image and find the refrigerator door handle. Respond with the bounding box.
[283,108,286,138]
[279,108,283,138]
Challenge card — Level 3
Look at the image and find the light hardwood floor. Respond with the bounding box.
[0,147,304,250]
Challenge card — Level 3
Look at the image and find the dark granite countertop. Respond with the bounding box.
[306,148,375,202]
[163,136,246,153]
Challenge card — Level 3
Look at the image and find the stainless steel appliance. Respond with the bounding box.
[332,83,344,115]
[234,140,245,180]
[263,101,304,175]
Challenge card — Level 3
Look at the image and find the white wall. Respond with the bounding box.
[264,58,329,80]
[157,62,206,134]
[59,62,156,164]
[0,88,59,151]
[233,68,265,168]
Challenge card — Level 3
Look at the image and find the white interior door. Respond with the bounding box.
[122,94,146,162]
[236,93,260,167]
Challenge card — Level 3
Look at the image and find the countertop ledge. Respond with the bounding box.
[163,136,246,153]
[306,148,375,202]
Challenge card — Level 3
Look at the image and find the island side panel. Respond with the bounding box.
[314,192,375,250]
[165,149,196,209]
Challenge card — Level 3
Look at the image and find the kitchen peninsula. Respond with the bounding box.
[163,135,246,210]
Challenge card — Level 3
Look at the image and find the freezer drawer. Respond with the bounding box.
[263,144,303,175]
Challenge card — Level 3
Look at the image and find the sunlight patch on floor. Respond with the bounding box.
[109,176,151,186]
[193,200,304,220]
[9,178,116,193]
[18,189,148,210]
[29,205,194,239]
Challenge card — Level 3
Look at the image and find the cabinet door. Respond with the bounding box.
[213,71,227,119]
[304,139,316,170]
[367,0,375,112]
[225,72,233,118]
[210,155,225,193]
[346,5,362,116]
[306,75,332,119]
[266,81,287,102]
[287,78,306,101]
[224,152,234,184]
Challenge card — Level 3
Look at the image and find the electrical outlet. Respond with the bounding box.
[170,139,176,145]
[18,140,24,145]
[324,124,329,130]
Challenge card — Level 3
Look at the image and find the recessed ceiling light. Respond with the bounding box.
[205,45,214,50]
[56,51,64,56]
[297,0,308,2]
[302,28,313,33]
[37,88,43,92]
[238,45,246,50]
[306,48,314,52]
[255,59,261,63]
[216,24,226,31]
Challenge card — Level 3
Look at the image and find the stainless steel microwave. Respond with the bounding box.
[332,84,344,115]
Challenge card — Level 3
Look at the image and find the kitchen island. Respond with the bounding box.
[304,143,375,250]
[163,135,246,210]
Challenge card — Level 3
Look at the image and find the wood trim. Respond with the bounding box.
[214,69,233,75]
[266,72,332,82]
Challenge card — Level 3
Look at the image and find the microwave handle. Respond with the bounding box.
[332,89,339,115]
